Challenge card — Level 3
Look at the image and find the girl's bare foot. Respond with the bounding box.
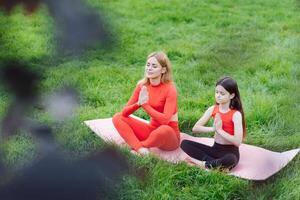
[184,157,206,169]
[184,157,197,166]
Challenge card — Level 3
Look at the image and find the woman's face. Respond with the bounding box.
[145,56,166,79]
[215,85,234,104]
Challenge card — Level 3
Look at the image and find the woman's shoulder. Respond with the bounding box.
[136,80,144,87]
[133,82,143,92]
[164,82,178,94]
[164,81,177,89]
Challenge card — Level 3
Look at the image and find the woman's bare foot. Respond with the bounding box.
[137,147,150,155]
[130,149,138,155]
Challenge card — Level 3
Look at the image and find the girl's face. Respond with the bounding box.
[145,57,166,79]
[215,85,234,104]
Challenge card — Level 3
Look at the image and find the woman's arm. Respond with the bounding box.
[141,85,177,125]
[215,111,243,147]
[192,106,215,133]
[121,84,141,117]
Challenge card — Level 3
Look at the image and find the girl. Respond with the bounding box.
[181,76,246,170]
[112,52,180,155]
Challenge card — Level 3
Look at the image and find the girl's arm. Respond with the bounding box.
[192,106,215,133]
[121,84,141,117]
[215,111,243,147]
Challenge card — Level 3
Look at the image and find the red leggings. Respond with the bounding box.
[112,113,180,151]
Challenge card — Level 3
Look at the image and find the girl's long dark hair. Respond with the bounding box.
[216,76,246,139]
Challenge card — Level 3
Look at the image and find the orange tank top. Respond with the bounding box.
[211,105,236,135]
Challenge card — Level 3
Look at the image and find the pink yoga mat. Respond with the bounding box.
[84,116,299,181]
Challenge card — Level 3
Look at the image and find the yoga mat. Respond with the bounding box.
[84,116,299,180]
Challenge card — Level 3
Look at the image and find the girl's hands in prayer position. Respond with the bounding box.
[214,113,223,132]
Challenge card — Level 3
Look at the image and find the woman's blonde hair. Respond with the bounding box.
[139,52,173,85]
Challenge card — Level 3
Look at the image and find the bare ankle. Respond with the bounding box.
[137,147,150,155]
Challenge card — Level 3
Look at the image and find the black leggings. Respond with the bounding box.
[180,139,239,170]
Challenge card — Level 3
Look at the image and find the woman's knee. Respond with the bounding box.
[154,125,174,137]
[159,125,173,131]
[112,112,123,124]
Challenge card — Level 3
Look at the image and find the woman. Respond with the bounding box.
[112,52,180,155]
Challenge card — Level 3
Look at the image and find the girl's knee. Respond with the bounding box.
[223,154,238,169]
[180,140,190,150]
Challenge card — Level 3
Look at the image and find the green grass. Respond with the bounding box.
[0,0,300,199]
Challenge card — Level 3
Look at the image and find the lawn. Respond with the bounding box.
[0,0,299,199]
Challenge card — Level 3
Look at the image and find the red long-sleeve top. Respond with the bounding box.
[121,82,178,127]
